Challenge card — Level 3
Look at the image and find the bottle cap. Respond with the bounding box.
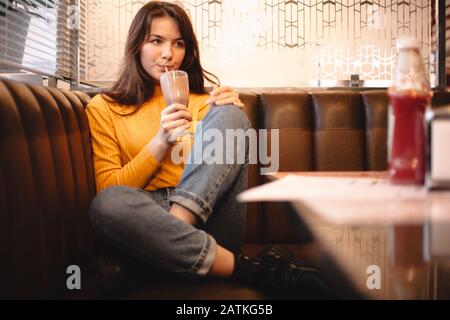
[396,36,420,49]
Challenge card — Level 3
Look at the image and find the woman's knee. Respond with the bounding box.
[89,185,135,230]
[207,105,251,131]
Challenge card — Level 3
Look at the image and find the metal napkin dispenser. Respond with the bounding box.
[426,105,450,189]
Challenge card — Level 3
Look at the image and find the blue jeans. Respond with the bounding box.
[89,105,251,276]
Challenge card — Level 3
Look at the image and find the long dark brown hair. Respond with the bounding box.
[103,1,219,111]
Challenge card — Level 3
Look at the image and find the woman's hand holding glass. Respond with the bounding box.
[158,103,192,144]
[148,85,242,162]
[147,103,192,162]
[206,86,244,109]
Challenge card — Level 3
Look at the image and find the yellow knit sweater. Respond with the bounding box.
[85,87,210,192]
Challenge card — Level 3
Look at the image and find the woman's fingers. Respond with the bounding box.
[218,90,239,101]
[162,103,188,115]
[162,118,191,131]
[207,90,239,104]
[172,122,192,134]
[159,103,193,143]
[214,96,241,106]
[168,122,192,143]
[210,85,232,97]
[163,110,192,122]
[233,100,245,109]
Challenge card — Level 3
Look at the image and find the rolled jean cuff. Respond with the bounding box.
[169,189,212,224]
[190,233,217,276]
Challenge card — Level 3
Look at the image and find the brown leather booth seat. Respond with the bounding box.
[241,89,391,243]
[0,80,95,298]
[2,78,450,299]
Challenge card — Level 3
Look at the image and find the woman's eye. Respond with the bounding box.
[176,42,185,48]
[150,39,161,44]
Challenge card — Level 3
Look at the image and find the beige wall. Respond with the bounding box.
[86,0,432,87]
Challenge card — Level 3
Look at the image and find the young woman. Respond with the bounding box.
[86,1,329,298]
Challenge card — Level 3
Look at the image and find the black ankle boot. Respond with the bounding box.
[96,255,135,298]
[96,254,151,298]
[232,246,332,299]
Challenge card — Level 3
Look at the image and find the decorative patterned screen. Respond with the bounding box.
[85,0,432,87]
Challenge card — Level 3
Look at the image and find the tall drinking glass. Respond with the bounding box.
[160,70,192,143]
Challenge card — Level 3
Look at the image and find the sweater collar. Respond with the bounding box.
[154,86,163,97]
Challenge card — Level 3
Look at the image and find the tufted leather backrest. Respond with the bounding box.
[258,90,389,173]
[238,92,263,242]
[311,91,367,170]
[260,92,314,171]
[0,79,95,298]
[361,90,389,171]
[256,90,387,243]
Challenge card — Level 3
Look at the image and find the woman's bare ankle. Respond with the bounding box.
[207,245,235,278]
[170,203,199,225]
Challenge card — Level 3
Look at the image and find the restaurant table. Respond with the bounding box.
[242,171,450,299]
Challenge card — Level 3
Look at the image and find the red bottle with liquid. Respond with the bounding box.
[388,37,430,185]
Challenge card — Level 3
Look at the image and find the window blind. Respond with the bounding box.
[0,0,84,80]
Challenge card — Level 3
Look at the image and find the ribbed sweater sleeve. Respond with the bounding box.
[85,96,162,192]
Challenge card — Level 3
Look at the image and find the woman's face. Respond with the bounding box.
[140,16,186,83]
